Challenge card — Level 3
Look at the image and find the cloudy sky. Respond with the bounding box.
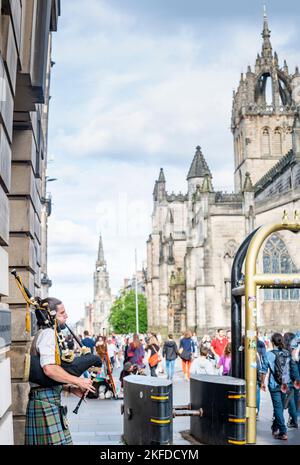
[46,0,300,324]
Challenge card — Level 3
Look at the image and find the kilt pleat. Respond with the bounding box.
[25,386,73,445]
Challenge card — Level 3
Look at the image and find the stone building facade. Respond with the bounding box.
[0,0,60,444]
[123,270,147,296]
[146,13,300,337]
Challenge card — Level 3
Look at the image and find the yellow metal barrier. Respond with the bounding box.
[244,210,300,443]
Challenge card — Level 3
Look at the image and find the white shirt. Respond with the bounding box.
[30,328,57,388]
[190,357,216,375]
[36,328,56,367]
[107,342,116,358]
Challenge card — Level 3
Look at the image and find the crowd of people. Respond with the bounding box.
[74,327,300,441]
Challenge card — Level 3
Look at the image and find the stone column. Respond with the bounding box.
[0,4,18,445]
[0,0,59,444]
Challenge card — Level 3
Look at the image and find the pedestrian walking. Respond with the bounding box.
[107,337,116,370]
[291,331,300,418]
[216,342,232,376]
[123,336,130,363]
[200,334,215,361]
[211,329,228,362]
[81,330,96,354]
[192,332,199,357]
[190,346,216,375]
[283,332,299,429]
[261,332,300,440]
[147,336,161,377]
[127,333,145,368]
[162,334,179,380]
[179,331,195,381]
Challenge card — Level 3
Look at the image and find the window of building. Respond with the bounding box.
[263,234,299,300]
[273,127,282,157]
[265,76,273,106]
[262,127,271,156]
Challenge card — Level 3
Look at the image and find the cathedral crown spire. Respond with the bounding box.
[261,5,273,61]
[187,146,212,180]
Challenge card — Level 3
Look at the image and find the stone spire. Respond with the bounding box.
[201,174,214,193]
[261,6,273,62]
[187,146,212,180]
[93,235,112,335]
[158,168,166,183]
[97,235,106,267]
[242,172,254,192]
[156,168,167,201]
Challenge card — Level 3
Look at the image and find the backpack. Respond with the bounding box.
[271,349,290,385]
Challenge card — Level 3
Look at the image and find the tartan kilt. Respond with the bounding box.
[25,386,73,445]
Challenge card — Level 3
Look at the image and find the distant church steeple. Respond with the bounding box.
[93,235,112,335]
[97,235,106,267]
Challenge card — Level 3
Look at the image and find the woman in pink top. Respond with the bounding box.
[217,342,232,376]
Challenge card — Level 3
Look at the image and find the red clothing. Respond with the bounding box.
[182,360,192,379]
[211,337,228,357]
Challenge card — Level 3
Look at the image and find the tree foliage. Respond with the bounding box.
[108,291,148,334]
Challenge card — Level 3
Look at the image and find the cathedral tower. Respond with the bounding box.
[232,9,300,191]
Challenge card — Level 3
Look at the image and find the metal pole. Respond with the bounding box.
[244,216,300,443]
[135,249,139,334]
[231,228,259,378]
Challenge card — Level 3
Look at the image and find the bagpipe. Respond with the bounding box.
[11,269,102,412]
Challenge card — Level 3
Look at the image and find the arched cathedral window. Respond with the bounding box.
[239,133,243,164]
[273,127,282,157]
[262,127,271,156]
[286,126,293,149]
[263,234,299,300]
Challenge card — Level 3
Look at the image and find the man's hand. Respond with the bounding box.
[261,383,266,392]
[71,387,89,399]
[75,377,96,393]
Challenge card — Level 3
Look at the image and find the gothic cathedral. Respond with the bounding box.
[146,12,300,336]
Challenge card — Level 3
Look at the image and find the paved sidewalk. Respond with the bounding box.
[64,361,299,446]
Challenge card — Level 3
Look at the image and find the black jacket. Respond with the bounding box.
[163,340,179,361]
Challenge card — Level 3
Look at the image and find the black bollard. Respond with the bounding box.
[122,375,173,445]
[190,374,246,445]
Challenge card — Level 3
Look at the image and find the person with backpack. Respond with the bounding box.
[162,334,179,381]
[190,346,217,375]
[261,332,300,440]
[179,331,195,381]
[291,331,300,418]
[283,332,299,429]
